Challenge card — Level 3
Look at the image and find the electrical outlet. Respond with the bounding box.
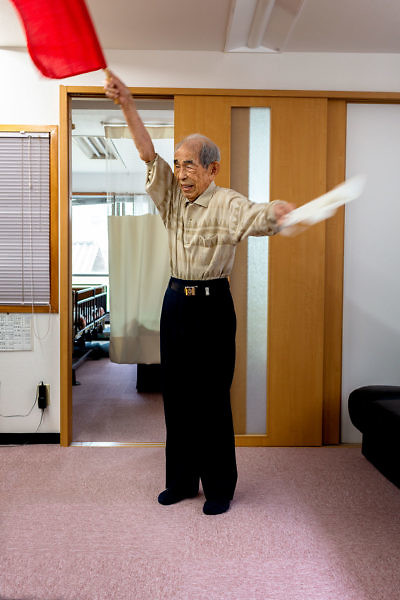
[37,383,50,409]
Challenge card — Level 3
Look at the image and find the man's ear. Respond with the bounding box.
[209,162,220,177]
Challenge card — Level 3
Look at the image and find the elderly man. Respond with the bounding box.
[105,72,293,515]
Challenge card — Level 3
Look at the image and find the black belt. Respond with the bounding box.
[169,277,229,296]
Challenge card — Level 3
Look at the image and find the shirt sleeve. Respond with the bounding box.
[229,195,283,244]
[145,154,177,224]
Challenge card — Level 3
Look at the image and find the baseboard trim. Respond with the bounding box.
[0,433,60,445]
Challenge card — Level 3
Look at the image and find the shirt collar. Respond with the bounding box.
[184,181,216,208]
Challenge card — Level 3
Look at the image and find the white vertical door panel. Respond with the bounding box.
[343,104,400,442]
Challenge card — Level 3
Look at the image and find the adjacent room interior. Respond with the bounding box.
[71,96,174,443]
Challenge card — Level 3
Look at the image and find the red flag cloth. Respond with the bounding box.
[9,0,106,78]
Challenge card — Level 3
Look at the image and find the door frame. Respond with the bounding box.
[60,86,397,447]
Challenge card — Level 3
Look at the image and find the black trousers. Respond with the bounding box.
[160,277,238,502]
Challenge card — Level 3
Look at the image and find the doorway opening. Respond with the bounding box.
[70,96,174,443]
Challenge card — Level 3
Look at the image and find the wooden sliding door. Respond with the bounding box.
[60,86,346,447]
[175,95,328,445]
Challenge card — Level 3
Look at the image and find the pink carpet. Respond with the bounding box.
[73,359,165,443]
[1,446,399,600]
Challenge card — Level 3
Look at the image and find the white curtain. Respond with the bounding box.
[108,213,170,364]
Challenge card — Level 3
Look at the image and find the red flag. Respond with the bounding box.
[9,0,107,78]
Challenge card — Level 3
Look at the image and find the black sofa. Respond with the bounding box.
[348,386,400,488]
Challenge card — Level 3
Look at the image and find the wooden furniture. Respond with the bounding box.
[72,285,108,385]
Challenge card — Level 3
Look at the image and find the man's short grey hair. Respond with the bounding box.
[175,134,221,168]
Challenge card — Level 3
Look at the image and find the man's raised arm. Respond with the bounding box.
[104,71,156,163]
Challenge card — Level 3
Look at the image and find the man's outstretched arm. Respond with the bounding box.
[104,71,156,163]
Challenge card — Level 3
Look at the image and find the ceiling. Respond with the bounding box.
[2,0,400,54]
[4,0,400,183]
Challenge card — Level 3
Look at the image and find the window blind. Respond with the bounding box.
[0,133,50,306]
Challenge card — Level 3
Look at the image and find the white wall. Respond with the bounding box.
[0,50,61,434]
[0,315,60,433]
[102,50,400,92]
[1,47,400,437]
[342,104,400,442]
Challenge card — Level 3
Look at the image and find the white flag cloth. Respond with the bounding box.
[280,175,366,234]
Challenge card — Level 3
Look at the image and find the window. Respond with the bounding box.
[0,126,58,312]
[230,106,271,434]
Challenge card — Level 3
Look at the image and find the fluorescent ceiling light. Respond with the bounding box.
[225,0,305,53]
[248,0,276,49]
[73,135,118,160]
[103,123,174,140]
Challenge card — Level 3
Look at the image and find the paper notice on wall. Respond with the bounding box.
[0,314,33,351]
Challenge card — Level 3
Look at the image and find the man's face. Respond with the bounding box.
[174,142,219,201]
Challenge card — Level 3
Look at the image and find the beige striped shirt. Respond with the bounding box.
[146,154,280,281]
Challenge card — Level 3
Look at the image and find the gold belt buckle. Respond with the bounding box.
[184,286,197,296]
